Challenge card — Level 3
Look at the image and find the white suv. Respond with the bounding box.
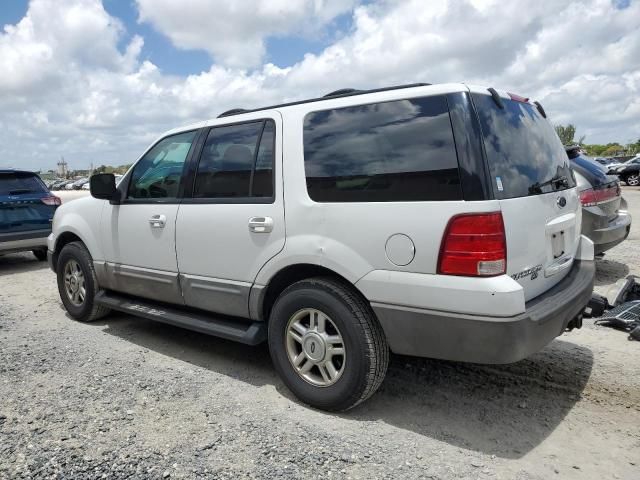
[48,83,595,411]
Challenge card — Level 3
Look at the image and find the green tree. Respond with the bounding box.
[555,124,576,145]
[602,144,624,156]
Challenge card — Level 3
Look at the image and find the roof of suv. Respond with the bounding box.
[216,82,431,118]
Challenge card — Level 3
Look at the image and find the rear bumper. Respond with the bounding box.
[581,209,631,254]
[0,229,50,255]
[373,260,595,364]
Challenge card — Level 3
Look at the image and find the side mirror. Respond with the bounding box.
[90,173,118,202]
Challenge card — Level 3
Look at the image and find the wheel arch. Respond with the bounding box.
[51,231,86,273]
[251,263,371,322]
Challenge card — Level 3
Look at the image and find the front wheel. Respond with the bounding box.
[624,173,639,186]
[268,277,388,411]
[56,241,110,322]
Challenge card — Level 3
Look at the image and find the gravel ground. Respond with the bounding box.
[1,189,639,479]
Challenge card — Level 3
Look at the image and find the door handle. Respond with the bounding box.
[148,214,167,228]
[248,216,273,233]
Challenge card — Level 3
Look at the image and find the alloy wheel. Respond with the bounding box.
[63,259,86,307]
[285,308,346,387]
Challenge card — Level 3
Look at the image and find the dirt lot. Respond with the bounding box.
[1,189,639,479]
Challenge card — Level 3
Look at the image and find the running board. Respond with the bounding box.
[95,290,266,345]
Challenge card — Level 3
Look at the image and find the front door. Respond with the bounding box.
[175,114,285,318]
[100,129,199,304]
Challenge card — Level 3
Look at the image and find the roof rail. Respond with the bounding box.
[323,88,362,98]
[218,108,248,118]
[216,82,432,119]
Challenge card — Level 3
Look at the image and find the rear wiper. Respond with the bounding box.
[8,189,32,195]
[528,175,569,195]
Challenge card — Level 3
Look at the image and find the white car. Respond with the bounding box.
[48,83,595,411]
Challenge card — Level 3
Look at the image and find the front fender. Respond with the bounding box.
[50,198,105,261]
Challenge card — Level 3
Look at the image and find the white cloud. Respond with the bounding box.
[0,0,639,172]
[135,0,357,68]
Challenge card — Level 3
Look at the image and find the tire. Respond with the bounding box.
[32,249,47,261]
[268,277,388,411]
[56,241,110,322]
[624,173,639,186]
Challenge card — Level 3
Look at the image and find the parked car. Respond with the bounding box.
[566,146,631,254]
[48,84,595,411]
[593,157,612,166]
[616,156,640,186]
[49,179,69,190]
[72,178,89,190]
[605,156,639,174]
[1,169,61,260]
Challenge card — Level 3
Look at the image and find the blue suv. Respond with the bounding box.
[1,169,61,260]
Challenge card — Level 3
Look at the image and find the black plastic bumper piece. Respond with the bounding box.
[373,260,595,364]
[95,290,267,345]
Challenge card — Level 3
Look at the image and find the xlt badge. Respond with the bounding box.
[512,265,543,281]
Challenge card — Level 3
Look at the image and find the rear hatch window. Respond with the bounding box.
[1,172,53,234]
[0,172,47,195]
[471,94,575,199]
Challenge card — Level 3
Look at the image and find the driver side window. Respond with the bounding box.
[128,130,197,200]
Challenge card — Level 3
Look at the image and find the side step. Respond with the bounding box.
[95,290,266,345]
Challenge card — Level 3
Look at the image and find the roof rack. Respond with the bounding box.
[218,108,248,118]
[323,88,362,97]
[217,82,431,119]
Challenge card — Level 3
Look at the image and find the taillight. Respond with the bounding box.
[438,212,507,277]
[41,195,61,206]
[579,185,620,207]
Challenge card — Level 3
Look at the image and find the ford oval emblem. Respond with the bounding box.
[557,196,567,208]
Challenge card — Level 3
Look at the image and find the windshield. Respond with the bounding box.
[0,173,47,195]
[472,93,576,199]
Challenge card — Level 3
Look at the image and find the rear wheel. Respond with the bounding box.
[32,249,47,261]
[268,277,388,411]
[56,241,110,322]
[624,173,639,186]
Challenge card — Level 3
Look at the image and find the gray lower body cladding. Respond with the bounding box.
[373,260,595,364]
[581,209,631,254]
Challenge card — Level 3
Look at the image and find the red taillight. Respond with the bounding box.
[508,92,529,103]
[579,185,620,207]
[41,195,61,206]
[438,212,507,277]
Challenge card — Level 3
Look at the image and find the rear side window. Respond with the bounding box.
[472,94,576,199]
[194,120,275,199]
[0,173,47,195]
[303,95,461,202]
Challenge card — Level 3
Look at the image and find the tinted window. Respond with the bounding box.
[303,95,461,202]
[128,130,197,199]
[194,120,274,199]
[472,94,576,199]
[0,173,47,195]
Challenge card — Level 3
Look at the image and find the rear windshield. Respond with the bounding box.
[0,173,47,195]
[472,94,575,199]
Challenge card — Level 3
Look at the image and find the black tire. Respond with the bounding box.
[268,277,388,411]
[32,249,47,261]
[56,241,110,322]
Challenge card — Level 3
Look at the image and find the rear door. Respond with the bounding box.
[175,114,285,318]
[471,90,581,301]
[0,172,55,235]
